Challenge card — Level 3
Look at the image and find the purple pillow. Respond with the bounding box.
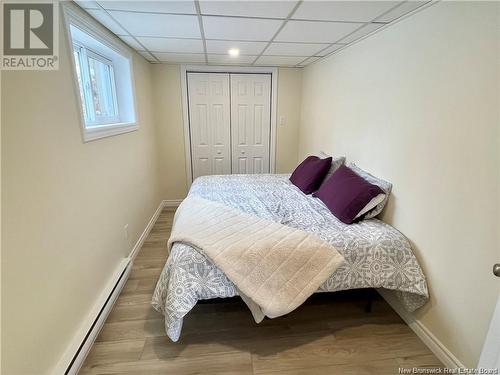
[314,165,384,224]
[290,155,332,194]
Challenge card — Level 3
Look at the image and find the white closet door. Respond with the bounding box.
[188,73,231,179]
[230,74,271,174]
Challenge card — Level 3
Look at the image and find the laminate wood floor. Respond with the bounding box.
[80,208,443,374]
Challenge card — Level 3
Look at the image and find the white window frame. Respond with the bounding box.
[62,3,138,142]
[73,41,120,126]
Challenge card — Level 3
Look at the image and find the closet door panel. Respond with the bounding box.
[230,74,271,174]
[198,157,211,177]
[238,157,248,174]
[253,157,264,174]
[188,73,231,179]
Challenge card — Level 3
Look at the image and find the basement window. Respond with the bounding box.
[73,43,119,126]
[64,4,137,142]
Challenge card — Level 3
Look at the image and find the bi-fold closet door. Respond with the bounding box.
[187,72,271,180]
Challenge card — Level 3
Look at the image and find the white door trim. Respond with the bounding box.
[180,65,279,188]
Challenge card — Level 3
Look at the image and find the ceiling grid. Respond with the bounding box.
[75,0,433,67]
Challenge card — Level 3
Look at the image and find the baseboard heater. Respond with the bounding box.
[63,260,132,375]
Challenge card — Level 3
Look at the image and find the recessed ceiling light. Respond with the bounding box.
[228,48,240,57]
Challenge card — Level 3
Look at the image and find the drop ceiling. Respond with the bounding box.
[75,0,431,67]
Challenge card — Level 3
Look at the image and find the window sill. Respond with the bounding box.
[83,122,138,142]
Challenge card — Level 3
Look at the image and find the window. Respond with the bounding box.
[64,4,137,142]
[73,43,119,126]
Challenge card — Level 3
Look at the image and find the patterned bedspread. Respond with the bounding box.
[152,174,429,341]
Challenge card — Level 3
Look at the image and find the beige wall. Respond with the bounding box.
[152,65,302,200]
[152,64,188,200]
[1,17,160,375]
[276,68,302,173]
[299,2,500,367]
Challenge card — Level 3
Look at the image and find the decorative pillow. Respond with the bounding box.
[348,163,392,218]
[317,151,346,188]
[290,155,332,194]
[314,165,384,224]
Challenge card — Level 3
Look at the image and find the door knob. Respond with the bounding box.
[241,150,245,154]
[217,150,221,155]
[494,264,500,277]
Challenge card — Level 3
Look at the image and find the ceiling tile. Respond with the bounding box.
[138,51,157,62]
[137,37,204,53]
[275,20,361,43]
[207,55,257,65]
[255,55,307,66]
[337,23,384,44]
[109,11,200,38]
[264,42,328,56]
[97,1,196,14]
[206,40,267,55]
[199,1,297,19]
[375,1,429,23]
[153,52,206,63]
[298,56,321,66]
[316,43,344,56]
[293,1,400,22]
[118,35,143,50]
[85,9,127,35]
[75,1,99,10]
[203,16,282,41]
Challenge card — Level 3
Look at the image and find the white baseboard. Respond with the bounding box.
[53,200,166,374]
[128,201,166,260]
[378,289,465,369]
[163,199,183,208]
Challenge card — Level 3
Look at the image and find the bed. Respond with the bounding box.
[152,174,429,341]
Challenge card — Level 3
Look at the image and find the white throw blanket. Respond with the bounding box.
[168,196,345,322]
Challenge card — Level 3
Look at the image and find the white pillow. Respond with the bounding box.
[354,193,386,219]
[349,163,392,219]
[317,151,346,186]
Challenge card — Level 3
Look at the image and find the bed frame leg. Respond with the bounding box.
[364,290,374,313]
[364,299,373,313]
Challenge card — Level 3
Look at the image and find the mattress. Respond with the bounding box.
[152,174,429,341]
